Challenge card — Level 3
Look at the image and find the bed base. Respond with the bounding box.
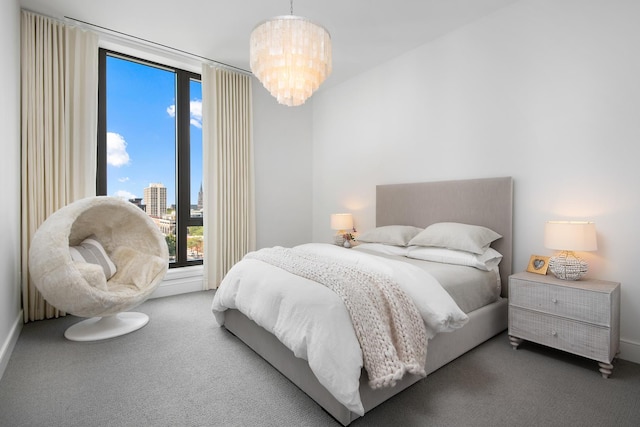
[224,298,508,426]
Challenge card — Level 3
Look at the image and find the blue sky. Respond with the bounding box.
[106,56,203,207]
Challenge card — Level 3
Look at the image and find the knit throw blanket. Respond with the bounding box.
[246,247,428,389]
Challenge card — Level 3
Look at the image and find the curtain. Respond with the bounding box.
[202,65,255,290]
[20,11,98,321]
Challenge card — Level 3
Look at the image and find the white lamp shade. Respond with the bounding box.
[544,221,597,251]
[330,213,353,231]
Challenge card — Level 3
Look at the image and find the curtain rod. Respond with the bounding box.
[64,15,253,76]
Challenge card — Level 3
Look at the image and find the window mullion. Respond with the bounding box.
[176,70,191,265]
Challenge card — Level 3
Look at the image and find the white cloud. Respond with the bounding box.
[118,177,130,183]
[107,132,130,167]
[113,190,137,200]
[190,99,202,128]
[166,99,202,128]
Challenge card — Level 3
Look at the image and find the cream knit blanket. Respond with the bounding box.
[246,247,428,389]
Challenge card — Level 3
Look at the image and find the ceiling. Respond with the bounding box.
[19,0,519,88]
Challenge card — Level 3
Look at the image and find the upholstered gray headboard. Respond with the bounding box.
[376,177,513,295]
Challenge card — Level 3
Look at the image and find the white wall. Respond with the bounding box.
[311,0,640,362]
[253,80,314,249]
[0,0,23,379]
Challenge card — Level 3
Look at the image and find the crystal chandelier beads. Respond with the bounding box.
[250,15,332,106]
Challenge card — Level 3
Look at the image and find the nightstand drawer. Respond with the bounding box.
[510,278,611,326]
[509,307,613,362]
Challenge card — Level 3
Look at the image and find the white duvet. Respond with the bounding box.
[211,243,468,415]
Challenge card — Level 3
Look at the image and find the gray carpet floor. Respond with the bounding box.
[1,291,639,427]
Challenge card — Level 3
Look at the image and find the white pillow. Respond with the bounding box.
[69,235,117,279]
[356,225,423,247]
[352,243,411,256]
[406,246,503,271]
[408,222,502,255]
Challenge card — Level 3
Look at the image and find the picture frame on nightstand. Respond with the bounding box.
[526,254,550,275]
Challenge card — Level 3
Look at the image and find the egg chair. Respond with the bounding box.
[29,196,169,341]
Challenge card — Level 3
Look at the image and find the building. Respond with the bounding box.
[143,183,167,218]
[128,197,145,212]
[152,215,176,236]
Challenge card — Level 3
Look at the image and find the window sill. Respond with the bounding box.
[150,264,204,299]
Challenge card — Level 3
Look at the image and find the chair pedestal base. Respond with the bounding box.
[64,312,149,342]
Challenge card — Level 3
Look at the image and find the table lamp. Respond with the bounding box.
[544,221,597,280]
[331,213,353,247]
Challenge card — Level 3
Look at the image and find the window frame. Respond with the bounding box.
[97,48,203,268]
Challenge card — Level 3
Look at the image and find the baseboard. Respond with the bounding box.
[150,265,204,299]
[0,310,23,381]
[619,338,640,364]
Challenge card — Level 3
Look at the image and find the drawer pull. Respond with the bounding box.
[551,298,558,303]
[551,330,557,337]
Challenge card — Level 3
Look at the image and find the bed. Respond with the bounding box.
[213,177,513,425]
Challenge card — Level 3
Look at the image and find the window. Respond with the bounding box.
[97,49,203,268]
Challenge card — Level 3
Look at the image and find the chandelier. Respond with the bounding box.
[250,1,332,107]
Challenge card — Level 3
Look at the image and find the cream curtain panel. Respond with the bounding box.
[21,11,99,321]
[202,65,255,290]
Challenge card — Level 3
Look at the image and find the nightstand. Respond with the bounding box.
[508,271,620,378]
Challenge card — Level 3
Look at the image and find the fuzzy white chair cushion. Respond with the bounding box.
[109,246,167,291]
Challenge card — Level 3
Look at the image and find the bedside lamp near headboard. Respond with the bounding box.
[331,213,353,247]
[544,221,597,280]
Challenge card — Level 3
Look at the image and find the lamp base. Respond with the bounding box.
[334,229,348,246]
[548,251,588,280]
